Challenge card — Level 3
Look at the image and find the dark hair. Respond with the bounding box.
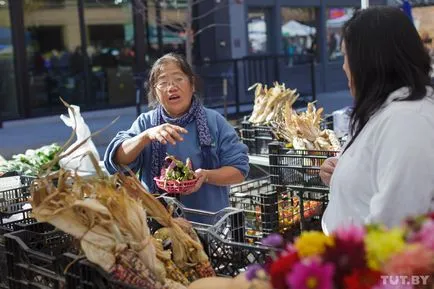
[147,53,198,107]
[342,7,432,154]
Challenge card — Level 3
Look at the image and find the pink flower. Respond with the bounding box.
[286,259,335,289]
[413,219,434,251]
[334,223,365,243]
[384,244,434,276]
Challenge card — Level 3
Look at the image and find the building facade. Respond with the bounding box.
[0,0,433,121]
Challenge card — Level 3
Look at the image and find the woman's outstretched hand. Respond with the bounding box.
[144,123,188,145]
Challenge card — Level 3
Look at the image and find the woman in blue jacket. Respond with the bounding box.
[104,53,249,213]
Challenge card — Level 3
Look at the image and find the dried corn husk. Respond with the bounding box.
[118,170,215,277]
[30,169,166,283]
[273,101,341,151]
[248,82,298,125]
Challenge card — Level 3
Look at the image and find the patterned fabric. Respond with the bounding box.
[150,97,213,192]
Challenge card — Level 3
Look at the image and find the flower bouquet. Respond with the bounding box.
[187,212,434,289]
[154,155,198,194]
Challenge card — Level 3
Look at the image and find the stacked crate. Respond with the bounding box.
[268,141,338,232]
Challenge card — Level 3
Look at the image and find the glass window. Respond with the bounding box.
[326,8,355,61]
[281,7,317,66]
[0,1,18,118]
[247,9,268,54]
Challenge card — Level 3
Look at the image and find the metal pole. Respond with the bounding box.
[319,0,327,92]
[133,0,146,116]
[77,0,92,106]
[310,54,317,102]
[361,0,369,9]
[223,78,228,119]
[155,0,164,56]
[144,0,151,57]
[9,0,30,118]
[234,59,240,115]
[185,0,193,65]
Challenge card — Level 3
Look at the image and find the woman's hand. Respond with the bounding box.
[319,157,338,186]
[144,123,188,145]
[182,169,208,195]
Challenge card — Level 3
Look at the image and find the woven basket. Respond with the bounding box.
[153,177,198,194]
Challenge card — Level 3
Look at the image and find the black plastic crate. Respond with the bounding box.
[76,259,143,289]
[253,125,274,139]
[0,176,34,201]
[158,197,275,277]
[0,203,34,236]
[229,177,278,238]
[255,136,273,155]
[229,178,327,242]
[4,226,80,289]
[0,176,36,289]
[201,209,274,277]
[240,121,255,139]
[0,175,36,236]
[296,191,328,232]
[268,141,338,191]
[0,222,56,289]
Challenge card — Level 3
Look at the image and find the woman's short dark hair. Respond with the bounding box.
[147,53,198,107]
[342,6,432,153]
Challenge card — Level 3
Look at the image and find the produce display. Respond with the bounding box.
[244,195,323,243]
[246,81,340,152]
[0,143,61,176]
[273,101,341,151]
[248,82,298,126]
[30,140,214,288]
[154,155,198,193]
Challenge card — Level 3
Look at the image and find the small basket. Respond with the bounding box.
[153,177,198,194]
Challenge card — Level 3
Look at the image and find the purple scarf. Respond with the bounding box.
[150,98,213,193]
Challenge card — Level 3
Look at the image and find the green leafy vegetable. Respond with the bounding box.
[0,143,61,176]
[161,154,195,182]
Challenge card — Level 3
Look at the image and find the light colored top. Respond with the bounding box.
[322,86,434,235]
[104,107,249,214]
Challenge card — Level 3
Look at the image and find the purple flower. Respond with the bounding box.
[245,264,262,281]
[286,259,335,289]
[262,233,284,247]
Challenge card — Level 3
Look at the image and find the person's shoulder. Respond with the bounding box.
[204,107,226,122]
[137,109,157,126]
[382,91,434,122]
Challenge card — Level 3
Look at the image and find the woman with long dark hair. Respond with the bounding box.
[320,7,434,234]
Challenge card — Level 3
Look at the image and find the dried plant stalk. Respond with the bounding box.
[118,169,215,277]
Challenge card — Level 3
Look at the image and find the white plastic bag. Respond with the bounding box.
[332,106,352,139]
[59,104,100,175]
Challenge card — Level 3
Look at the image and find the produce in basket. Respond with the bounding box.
[154,155,198,193]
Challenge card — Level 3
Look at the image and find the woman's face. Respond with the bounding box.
[155,62,194,117]
[342,41,355,98]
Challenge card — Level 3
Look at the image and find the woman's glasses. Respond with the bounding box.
[155,75,188,90]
